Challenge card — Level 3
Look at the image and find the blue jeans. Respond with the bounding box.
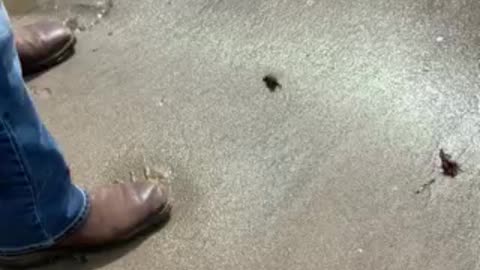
[0,3,89,256]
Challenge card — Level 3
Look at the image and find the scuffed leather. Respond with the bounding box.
[58,182,171,247]
[15,20,73,69]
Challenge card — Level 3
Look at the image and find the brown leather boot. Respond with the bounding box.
[15,20,76,76]
[0,182,172,268]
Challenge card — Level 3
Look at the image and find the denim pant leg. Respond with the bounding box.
[0,3,89,255]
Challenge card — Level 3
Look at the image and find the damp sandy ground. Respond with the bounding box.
[5,0,480,269]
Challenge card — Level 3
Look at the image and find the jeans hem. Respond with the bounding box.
[0,186,90,256]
